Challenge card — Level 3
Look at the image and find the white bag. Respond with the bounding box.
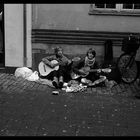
[15,67,33,79]
[26,71,39,81]
[15,67,39,81]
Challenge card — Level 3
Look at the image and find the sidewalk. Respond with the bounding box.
[0,72,140,136]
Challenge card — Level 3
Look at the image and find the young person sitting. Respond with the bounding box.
[40,46,72,89]
[72,48,106,87]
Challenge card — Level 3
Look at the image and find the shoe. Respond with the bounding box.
[59,76,64,89]
[59,81,63,89]
[52,77,58,89]
[81,78,92,85]
[52,80,58,89]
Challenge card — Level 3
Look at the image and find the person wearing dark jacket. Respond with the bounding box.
[41,46,72,89]
[72,48,106,87]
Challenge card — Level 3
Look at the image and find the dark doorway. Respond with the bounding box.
[0,4,4,67]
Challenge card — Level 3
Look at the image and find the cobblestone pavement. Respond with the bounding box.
[0,73,140,136]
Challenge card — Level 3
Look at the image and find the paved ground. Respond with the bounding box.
[0,72,140,136]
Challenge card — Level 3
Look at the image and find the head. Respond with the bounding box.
[86,48,96,60]
[54,46,63,57]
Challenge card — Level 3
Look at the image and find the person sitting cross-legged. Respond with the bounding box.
[72,48,107,87]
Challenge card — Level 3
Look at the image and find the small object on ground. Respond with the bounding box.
[63,82,68,87]
[62,88,66,91]
[52,90,59,95]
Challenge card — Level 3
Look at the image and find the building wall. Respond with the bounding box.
[31,4,140,70]
[5,4,24,67]
[4,4,32,67]
[32,4,140,33]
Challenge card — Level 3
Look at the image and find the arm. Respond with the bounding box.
[72,59,85,75]
[63,55,72,65]
[93,61,102,73]
[42,55,55,68]
[90,61,101,73]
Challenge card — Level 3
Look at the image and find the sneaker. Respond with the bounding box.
[81,78,92,85]
[52,80,58,88]
[52,77,59,89]
[59,76,64,89]
[59,81,63,89]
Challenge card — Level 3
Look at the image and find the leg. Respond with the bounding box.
[52,70,59,89]
[92,75,106,87]
[57,66,65,89]
[136,61,140,88]
[81,72,96,86]
[39,71,54,80]
[58,65,73,88]
[86,73,106,87]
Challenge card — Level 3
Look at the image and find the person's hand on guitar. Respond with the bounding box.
[49,63,55,68]
[79,69,86,75]
[51,61,65,68]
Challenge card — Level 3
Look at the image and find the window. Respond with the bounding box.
[89,4,140,16]
[94,4,116,9]
[123,4,140,9]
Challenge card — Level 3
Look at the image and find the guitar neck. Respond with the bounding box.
[88,69,99,72]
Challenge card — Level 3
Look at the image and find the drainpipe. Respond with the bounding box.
[23,4,27,66]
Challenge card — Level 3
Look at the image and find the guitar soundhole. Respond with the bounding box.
[43,64,46,72]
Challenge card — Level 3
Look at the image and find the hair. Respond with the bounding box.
[86,48,96,57]
[54,46,62,54]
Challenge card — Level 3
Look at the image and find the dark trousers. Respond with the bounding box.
[86,72,100,82]
[136,61,140,78]
[41,65,72,82]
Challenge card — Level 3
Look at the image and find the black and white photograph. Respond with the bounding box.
[0,3,140,136]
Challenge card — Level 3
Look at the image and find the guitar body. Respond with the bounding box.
[38,60,59,76]
[71,66,111,80]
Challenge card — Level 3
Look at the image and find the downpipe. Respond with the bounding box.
[23,4,27,67]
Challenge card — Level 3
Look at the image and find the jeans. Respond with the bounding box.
[42,65,72,82]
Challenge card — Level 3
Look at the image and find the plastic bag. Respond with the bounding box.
[26,71,39,81]
[15,67,33,79]
[15,67,39,81]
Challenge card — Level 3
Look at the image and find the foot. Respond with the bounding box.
[81,78,92,85]
[52,77,58,89]
[87,82,96,88]
[59,76,64,89]
[52,81,58,88]
[59,81,63,89]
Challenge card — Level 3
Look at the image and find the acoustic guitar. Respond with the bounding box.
[71,66,111,80]
[38,60,59,76]
[38,57,81,77]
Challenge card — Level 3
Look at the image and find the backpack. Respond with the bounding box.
[122,36,139,54]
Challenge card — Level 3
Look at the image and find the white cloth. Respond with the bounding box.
[15,67,39,81]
